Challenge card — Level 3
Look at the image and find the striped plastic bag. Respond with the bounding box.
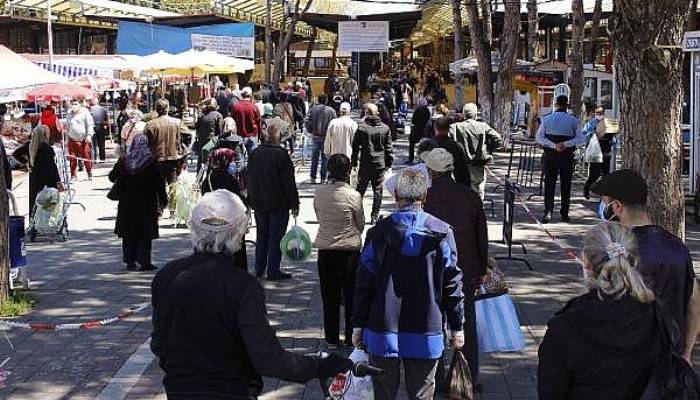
[474,288,526,353]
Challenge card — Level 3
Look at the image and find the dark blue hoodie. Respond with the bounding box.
[353,209,464,359]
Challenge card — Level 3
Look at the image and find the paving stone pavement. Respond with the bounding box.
[4,135,700,400]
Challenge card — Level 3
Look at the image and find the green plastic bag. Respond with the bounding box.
[280,223,312,262]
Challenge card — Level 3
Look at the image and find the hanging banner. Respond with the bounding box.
[338,21,389,53]
[191,34,254,59]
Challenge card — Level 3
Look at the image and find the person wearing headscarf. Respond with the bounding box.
[40,103,61,144]
[120,109,145,155]
[201,148,248,271]
[109,134,167,272]
[12,125,62,217]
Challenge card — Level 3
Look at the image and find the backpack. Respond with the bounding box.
[640,302,700,400]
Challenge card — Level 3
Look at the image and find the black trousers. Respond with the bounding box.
[317,249,358,344]
[93,126,107,161]
[543,149,574,217]
[461,280,479,383]
[122,238,152,267]
[356,168,385,219]
[584,155,611,195]
[156,160,181,185]
[407,136,419,163]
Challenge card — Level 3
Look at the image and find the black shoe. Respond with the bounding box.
[561,215,571,223]
[255,271,265,278]
[583,189,590,200]
[139,264,158,271]
[267,272,292,281]
[126,264,139,271]
[542,211,552,224]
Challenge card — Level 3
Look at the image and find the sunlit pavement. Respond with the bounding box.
[4,136,700,399]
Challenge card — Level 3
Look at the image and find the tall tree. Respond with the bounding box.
[611,0,694,238]
[264,0,273,84]
[466,0,494,123]
[452,0,466,110]
[527,0,539,61]
[570,0,585,119]
[302,27,317,77]
[272,0,313,87]
[585,0,604,64]
[491,0,520,136]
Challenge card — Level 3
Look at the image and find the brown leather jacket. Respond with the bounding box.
[145,115,181,161]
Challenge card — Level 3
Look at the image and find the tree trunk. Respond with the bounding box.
[453,0,466,111]
[585,0,604,64]
[481,0,493,46]
[0,157,9,302]
[466,0,493,123]
[611,0,693,239]
[271,0,314,87]
[302,27,317,77]
[264,0,272,85]
[527,0,538,61]
[492,0,520,136]
[570,0,585,119]
[329,34,339,76]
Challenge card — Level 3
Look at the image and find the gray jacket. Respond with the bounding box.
[449,119,502,166]
[304,104,337,138]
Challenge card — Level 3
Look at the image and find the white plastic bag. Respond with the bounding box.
[328,349,374,400]
[584,134,603,163]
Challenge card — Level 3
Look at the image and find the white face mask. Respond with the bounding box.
[71,104,80,113]
[595,115,604,121]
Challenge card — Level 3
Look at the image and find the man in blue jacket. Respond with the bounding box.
[352,169,465,400]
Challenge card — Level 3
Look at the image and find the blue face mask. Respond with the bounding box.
[227,163,237,176]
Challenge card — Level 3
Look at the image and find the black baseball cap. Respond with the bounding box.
[590,169,647,205]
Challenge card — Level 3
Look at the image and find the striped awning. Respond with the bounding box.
[35,63,99,78]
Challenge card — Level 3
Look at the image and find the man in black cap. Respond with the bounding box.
[591,169,700,362]
[536,96,586,223]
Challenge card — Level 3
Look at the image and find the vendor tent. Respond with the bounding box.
[0,45,65,103]
[139,49,254,75]
[26,83,98,102]
[68,75,137,92]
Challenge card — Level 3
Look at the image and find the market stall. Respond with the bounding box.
[0,45,65,103]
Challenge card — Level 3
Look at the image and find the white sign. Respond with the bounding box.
[684,31,700,52]
[191,33,254,59]
[338,21,389,53]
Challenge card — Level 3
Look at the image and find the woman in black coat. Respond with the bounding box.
[538,223,661,400]
[409,98,431,164]
[201,147,248,271]
[13,125,62,216]
[109,134,166,271]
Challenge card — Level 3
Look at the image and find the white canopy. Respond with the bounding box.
[0,45,65,103]
[137,49,254,74]
[450,52,535,74]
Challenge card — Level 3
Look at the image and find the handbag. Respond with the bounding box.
[475,287,526,353]
[107,180,122,201]
[640,302,700,399]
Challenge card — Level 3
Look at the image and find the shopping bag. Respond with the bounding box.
[584,134,603,163]
[475,289,526,353]
[446,351,474,400]
[328,349,374,400]
[280,223,312,262]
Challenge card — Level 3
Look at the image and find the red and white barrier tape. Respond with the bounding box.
[486,167,581,263]
[0,303,149,331]
[65,154,111,164]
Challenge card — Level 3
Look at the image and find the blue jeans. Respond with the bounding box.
[310,136,328,181]
[254,210,290,276]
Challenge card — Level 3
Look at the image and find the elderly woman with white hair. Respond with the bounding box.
[353,169,465,400]
[538,222,666,399]
[151,190,353,399]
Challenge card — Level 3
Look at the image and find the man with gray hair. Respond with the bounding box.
[151,190,352,399]
[324,102,358,159]
[351,102,393,224]
[450,102,502,199]
[353,168,465,399]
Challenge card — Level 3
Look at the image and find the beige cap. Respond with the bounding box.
[191,190,246,233]
[423,148,454,172]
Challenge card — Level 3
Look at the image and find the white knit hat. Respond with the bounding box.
[191,190,246,233]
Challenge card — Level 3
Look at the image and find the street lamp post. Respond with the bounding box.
[47,0,54,69]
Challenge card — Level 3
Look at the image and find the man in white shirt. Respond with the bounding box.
[324,102,358,159]
[66,100,95,180]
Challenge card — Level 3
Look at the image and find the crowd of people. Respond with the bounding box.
[4,72,700,400]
